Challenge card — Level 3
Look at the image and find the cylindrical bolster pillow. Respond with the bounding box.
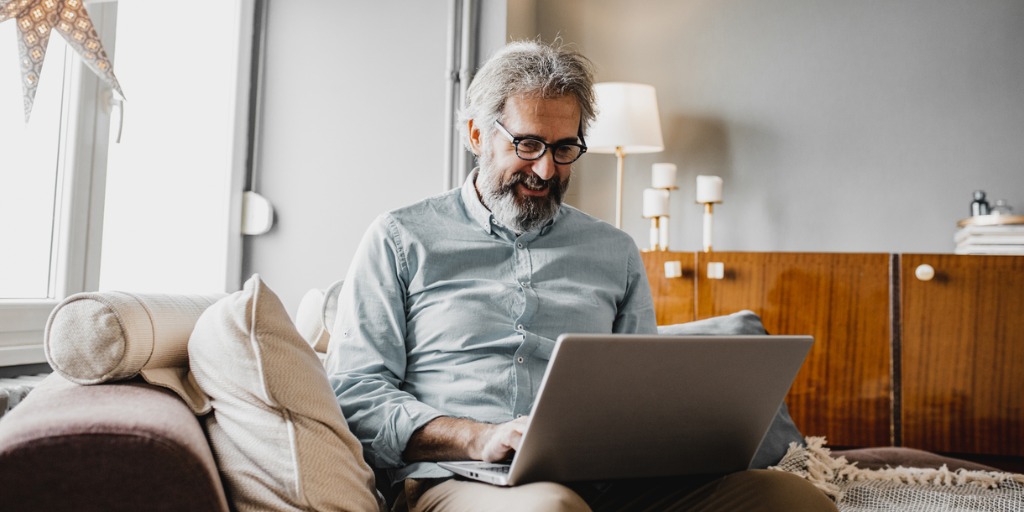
[44,292,225,413]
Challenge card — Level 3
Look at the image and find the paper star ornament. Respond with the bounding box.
[1,0,123,121]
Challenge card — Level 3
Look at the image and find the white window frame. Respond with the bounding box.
[0,3,114,366]
[0,0,255,367]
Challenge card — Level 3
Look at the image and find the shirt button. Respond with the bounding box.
[516,324,524,331]
[520,281,530,288]
[517,357,525,364]
[516,242,524,249]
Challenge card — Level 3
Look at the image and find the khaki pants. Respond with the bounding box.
[398,470,837,512]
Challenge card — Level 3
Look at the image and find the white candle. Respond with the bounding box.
[643,188,670,218]
[652,163,677,189]
[695,175,723,203]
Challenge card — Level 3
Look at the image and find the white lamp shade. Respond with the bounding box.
[587,82,665,154]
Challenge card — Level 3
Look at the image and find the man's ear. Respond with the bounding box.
[467,119,483,155]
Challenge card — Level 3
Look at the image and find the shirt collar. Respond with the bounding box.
[461,168,496,234]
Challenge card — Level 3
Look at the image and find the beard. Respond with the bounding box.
[476,151,570,234]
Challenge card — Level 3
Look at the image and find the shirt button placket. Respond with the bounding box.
[513,237,536,339]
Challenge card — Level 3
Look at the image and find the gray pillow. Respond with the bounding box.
[657,310,804,469]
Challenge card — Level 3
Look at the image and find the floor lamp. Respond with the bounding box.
[586,83,665,229]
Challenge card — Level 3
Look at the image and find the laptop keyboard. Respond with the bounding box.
[475,463,510,474]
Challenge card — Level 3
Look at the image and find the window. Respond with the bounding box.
[0,8,111,365]
[0,30,67,300]
[0,1,254,366]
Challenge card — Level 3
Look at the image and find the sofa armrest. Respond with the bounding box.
[0,374,228,512]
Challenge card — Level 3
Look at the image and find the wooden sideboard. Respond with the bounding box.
[899,254,1024,458]
[643,251,1024,462]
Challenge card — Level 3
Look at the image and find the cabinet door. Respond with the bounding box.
[696,252,892,448]
[900,254,1024,457]
[642,251,696,325]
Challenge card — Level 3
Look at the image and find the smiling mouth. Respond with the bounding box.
[517,181,550,196]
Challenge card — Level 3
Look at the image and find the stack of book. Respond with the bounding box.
[954,215,1024,255]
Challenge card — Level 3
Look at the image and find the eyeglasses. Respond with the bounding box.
[493,120,588,165]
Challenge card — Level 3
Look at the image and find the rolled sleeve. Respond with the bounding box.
[370,400,445,467]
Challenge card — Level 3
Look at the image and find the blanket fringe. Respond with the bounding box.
[769,436,1024,502]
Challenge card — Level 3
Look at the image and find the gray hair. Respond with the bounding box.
[458,40,596,150]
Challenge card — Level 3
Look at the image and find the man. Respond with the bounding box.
[327,40,836,512]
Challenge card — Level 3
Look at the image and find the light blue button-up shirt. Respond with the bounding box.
[326,170,656,483]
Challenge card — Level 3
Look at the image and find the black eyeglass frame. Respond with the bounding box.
[493,120,588,165]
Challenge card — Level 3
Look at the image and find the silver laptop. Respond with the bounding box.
[438,334,812,486]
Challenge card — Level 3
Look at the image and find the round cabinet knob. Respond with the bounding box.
[915,264,935,282]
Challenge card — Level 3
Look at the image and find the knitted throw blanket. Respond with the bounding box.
[770,437,1024,512]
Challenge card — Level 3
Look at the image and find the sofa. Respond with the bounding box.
[0,276,1010,512]
[0,373,229,511]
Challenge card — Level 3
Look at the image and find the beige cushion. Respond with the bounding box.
[188,274,382,512]
[294,279,344,353]
[44,291,223,414]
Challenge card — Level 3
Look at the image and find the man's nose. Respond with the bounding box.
[530,151,558,181]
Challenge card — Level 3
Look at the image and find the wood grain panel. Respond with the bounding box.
[900,254,1024,457]
[641,251,696,325]
[695,252,892,448]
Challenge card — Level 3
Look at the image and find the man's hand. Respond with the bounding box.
[476,416,529,462]
[403,415,530,463]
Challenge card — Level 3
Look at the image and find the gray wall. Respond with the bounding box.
[243,1,506,312]
[515,0,1024,254]
[243,1,450,311]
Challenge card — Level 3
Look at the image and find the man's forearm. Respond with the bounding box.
[403,416,493,462]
